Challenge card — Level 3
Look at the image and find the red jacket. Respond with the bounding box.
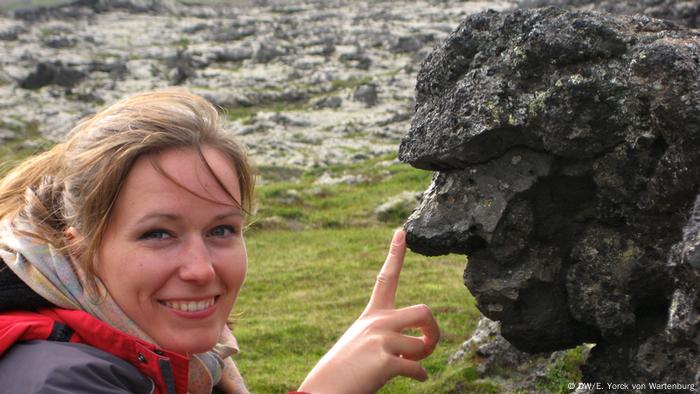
[0,308,189,394]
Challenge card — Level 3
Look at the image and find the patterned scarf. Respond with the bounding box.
[0,217,248,393]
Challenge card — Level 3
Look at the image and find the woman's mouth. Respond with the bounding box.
[159,296,218,313]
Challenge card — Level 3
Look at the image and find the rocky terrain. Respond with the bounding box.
[400,6,700,389]
[0,0,513,179]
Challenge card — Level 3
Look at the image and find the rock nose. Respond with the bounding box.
[404,148,552,257]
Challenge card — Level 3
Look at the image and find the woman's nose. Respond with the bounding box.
[178,236,216,284]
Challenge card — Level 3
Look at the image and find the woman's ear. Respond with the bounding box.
[64,226,85,261]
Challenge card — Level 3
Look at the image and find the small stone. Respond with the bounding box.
[374,191,421,223]
[353,84,379,107]
[391,35,422,53]
[314,172,367,186]
[312,96,342,109]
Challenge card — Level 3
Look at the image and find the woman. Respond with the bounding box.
[0,90,439,393]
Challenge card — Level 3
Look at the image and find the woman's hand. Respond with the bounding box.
[298,229,440,394]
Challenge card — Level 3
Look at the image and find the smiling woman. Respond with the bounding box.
[93,147,248,356]
[0,89,439,394]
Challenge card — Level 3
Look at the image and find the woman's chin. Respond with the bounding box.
[158,337,218,355]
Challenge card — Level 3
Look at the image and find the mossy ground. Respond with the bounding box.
[0,119,55,176]
[223,75,376,124]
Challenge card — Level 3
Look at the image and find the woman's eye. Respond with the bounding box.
[139,230,172,240]
[209,225,235,237]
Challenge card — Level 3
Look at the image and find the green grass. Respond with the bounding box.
[231,152,485,392]
[534,346,587,393]
[0,119,55,176]
[251,153,430,229]
[236,227,475,393]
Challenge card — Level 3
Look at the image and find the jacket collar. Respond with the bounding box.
[0,308,189,394]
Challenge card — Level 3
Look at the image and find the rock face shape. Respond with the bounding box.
[399,7,700,385]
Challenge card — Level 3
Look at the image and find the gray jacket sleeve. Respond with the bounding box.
[0,340,154,393]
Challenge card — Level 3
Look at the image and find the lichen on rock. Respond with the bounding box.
[399,6,700,386]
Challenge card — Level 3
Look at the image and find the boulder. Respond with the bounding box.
[0,22,25,41]
[353,83,379,107]
[520,0,700,28]
[254,41,289,63]
[451,316,532,374]
[312,95,343,109]
[339,49,372,70]
[390,34,423,53]
[210,24,257,42]
[399,7,700,386]
[165,49,196,85]
[75,0,180,14]
[214,45,254,63]
[20,61,86,89]
[41,34,77,49]
[374,191,422,223]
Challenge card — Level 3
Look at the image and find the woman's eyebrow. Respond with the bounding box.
[135,213,179,225]
[134,210,243,225]
[213,210,244,220]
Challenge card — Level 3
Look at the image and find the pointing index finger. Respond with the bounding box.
[367,229,407,311]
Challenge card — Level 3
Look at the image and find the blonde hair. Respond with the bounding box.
[0,89,255,290]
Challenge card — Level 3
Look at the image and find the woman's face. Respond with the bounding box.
[95,146,247,354]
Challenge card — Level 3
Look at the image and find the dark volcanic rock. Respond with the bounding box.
[0,24,24,41]
[10,5,95,21]
[76,0,180,14]
[399,7,700,386]
[214,46,254,63]
[520,0,700,28]
[254,41,290,63]
[20,61,87,89]
[390,34,423,53]
[353,83,379,107]
[165,49,196,85]
[41,34,78,49]
[10,0,179,20]
[312,95,343,109]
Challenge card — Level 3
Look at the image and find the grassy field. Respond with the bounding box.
[235,154,480,392]
[238,227,476,392]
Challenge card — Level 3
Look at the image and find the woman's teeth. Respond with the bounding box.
[162,298,215,312]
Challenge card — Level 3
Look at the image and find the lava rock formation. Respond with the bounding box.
[519,0,700,29]
[399,7,699,386]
